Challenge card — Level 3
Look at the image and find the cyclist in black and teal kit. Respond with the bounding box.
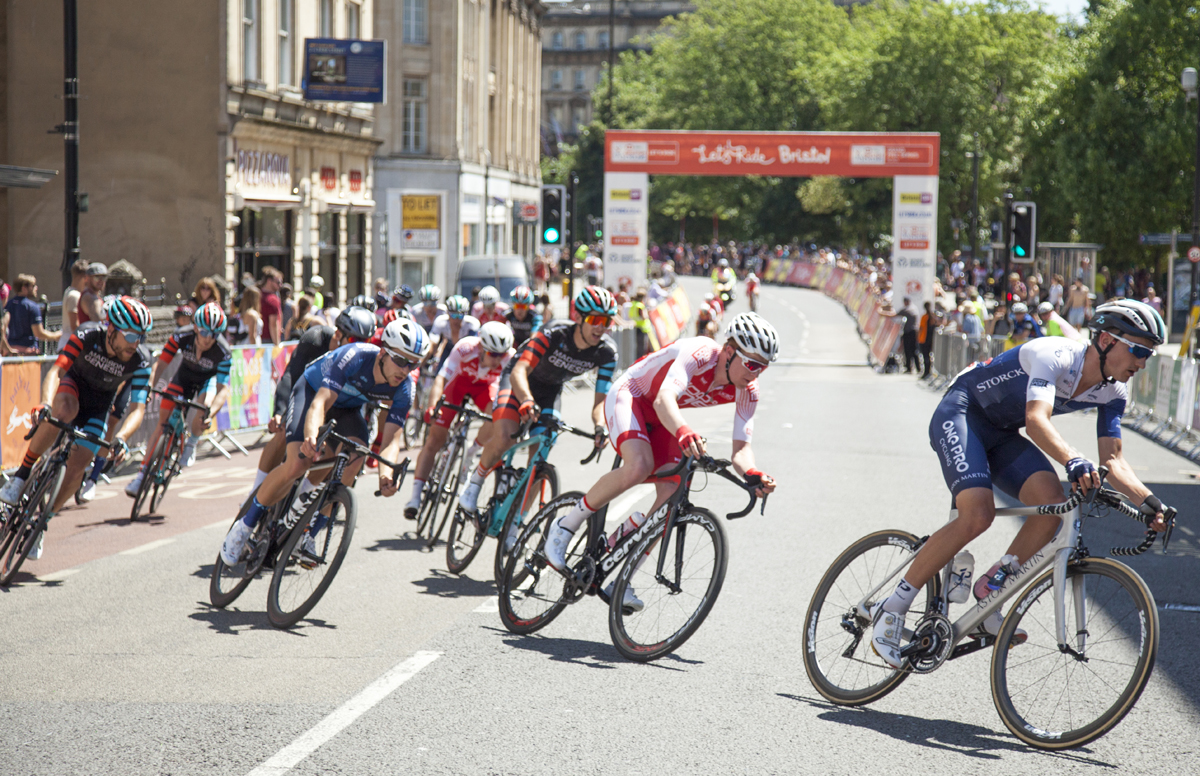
[458,285,617,512]
[221,318,430,565]
[124,303,233,498]
[0,297,153,560]
[504,285,543,347]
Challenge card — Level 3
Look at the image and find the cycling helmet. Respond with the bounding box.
[193,302,227,335]
[392,285,414,303]
[574,285,617,317]
[1089,299,1166,345]
[718,258,729,268]
[1011,302,1029,314]
[336,306,377,342]
[418,284,441,304]
[726,312,779,363]
[108,297,152,333]
[704,293,715,301]
[445,295,470,315]
[478,321,515,354]
[350,294,377,312]
[380,317,431,361]
[478,285,501,305]
[510,285,535,305]
[1036,301,1054,315]
[309,275,325,289]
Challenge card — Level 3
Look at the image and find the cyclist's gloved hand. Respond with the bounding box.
[744,467,776,496]
[676,425,706,458]
[111,437,130,464]
[1065,456,1099,492]
[1141,494,1170,531]
[518,400,538,422]
[423,407,437,425]
[268,415,282,434]
[593,424,608,449]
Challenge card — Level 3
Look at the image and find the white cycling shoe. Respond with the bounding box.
[124,471,145,498]
[181,442,197,468]
[542,515,574,571]
[0,476,26,506]
[28,530,45,561]
[502,521,521,554]
[870,602,907,669]
[220,520,253,566]
[403,494,421,520]
[77,479,98,503]
[602,581,644,612]
[458,482,482,513]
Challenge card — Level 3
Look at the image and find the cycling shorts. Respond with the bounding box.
[57,376,113,455]
[605,389,682,474]
[159,375,207,419]
[434,377,496,429]
[284,378,369,445]
[930,386,1054,500]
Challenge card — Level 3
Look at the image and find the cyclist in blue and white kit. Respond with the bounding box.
[220,318,431,565]
[871,300,1175,668]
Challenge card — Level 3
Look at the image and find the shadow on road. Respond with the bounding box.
[410,568,495,598]
[777,694,1116,766]
[188,602,336,636]
[363,535,432,553]
[0,570,67,590]
[487,626,701,671]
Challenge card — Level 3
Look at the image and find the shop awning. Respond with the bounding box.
[0,165,58,189]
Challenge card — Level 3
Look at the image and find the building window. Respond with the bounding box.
[551,69,563,90]
[278,0,294,86]
[242,0,260,83]
[234,208,292,282]
[347,214,365,298]
[597,30,609,49]
[404,0,428,44]
[318,212,340,304]
[574,31,586,49]
[551,31,563,49]
[574,69,586,91]
[320,0,334,37]
[347,1,360,38]
[403,79,428,153]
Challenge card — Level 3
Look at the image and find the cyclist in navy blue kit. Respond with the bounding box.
[870,300,1176,668]
[221,318,430,565]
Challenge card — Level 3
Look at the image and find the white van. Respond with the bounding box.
[455,254,530,301]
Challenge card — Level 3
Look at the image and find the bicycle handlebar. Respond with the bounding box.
[149,388,211,416]
[650,455,765,520]
[1058,466,1180,556]
[24,410,112,451]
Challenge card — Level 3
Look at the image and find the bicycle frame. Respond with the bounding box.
[483,428,558,537]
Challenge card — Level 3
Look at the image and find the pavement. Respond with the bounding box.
[2,275,1199,775]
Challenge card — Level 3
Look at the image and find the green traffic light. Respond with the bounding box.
[1015,246,1026,257]
[543,227,560,243]
[594,230,602,238]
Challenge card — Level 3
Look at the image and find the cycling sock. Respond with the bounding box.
[252,468,268,491]
[298,477,317,497]
[469,462,497,487]
[16,451,38,479]
[410,478,425,502]
[559,495,596,533]
[241,497,267,527]
[88,456,107,482]
[883,579,919,614]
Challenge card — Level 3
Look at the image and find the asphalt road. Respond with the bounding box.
[3,275,1199,775]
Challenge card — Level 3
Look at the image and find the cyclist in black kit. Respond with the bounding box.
[504,285,543,347]
[458,286,617,512]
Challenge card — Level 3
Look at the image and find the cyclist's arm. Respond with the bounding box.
[1025,400,1099,490]
[376,420,404,496]
[509,359,535,406]
[730,439,757,478]
[205,358,233,417]
[41,365,66,405]
[591,393,605,432]
[427,375,447,411]
[303,387,337,455]
[111,368,151,457]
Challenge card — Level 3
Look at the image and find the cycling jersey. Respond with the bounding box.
[410,304,446,333]
[302,342,413,427]
[274,325,335,415]
[430,313,480,344]
[431,336,513,428]
[508,320,616,403]
[1009,316,1043,340]
[56,322,151,403]
[471,301,510,324]
[505,308,543,346]
[158,330,232,390]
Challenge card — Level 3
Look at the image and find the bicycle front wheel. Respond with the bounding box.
[991,558,1159,749]
[419,438,462,544]
[427,441,467,548]
[131,434,170,521]
[608,508,727,662]
[493,465,558,584]
[267,486,357,628]
[150,435,184,513]
[0,465,63,586]
[802,530,935,705]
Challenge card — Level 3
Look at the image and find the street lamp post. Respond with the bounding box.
[1182,67,1200,353]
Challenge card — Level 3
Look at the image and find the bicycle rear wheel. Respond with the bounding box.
[802,530,935,705]
[131,433,170,521]
[209,495,275,608]
[267,486,357,628]
[608,508,727,662]
[418,439,462,544]
[498,492,591,635]
[493,465,558,584]
[445,468,496,574]
[150,435,184,513]
[426,441,466,548]
[0,465,63,586]
[991,558,1158,749]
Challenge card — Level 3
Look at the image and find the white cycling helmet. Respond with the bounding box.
[309,275,325,289]
[726,312,779,363]
[478,321,515,354]
[380,317,431,361]
[1036,301,1054,315]
[1011,302,1029,314]
[478,285,501,305]
[445,295,470,315]
[1089,298,1167,345]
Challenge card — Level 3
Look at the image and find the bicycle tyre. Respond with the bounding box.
[445,508,486,574]
[492,465,558,585]
[150,434,184,513]
[498,491,592,635]
[802,530,937,706]
[990,558,1159,749]
[425,438,465,548]
[209,494,274,608]
[131,433,170,521]
[0,465,63,586]
[267,485,357,628]
[608,507,727,662]
[417,437,460,543]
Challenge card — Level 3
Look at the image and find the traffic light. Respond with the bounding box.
[589,215,603,240]
[540,185,566,246]
[1011,201,1036,263]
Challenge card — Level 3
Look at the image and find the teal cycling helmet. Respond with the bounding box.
[108,297,152,334]
[193,302,227,335]
[445,295,470,315]
[574,286,617,317]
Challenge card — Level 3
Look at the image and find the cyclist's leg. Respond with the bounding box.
[255,427,288,490]
[50,391,110,513]
[461,387,521,509]
[410,423,451,511]
[9,378,81,485]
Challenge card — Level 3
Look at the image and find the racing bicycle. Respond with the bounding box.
[498,454,765,662]
[411,399,488,550]
[130,389,210,521]
[403,361,439,447]
[209,419,407,628]
[0,412,112,586]
[802,470,1177,749]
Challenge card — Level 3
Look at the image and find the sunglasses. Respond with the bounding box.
[734,349,768,373]
[383,350,419,369]
[583,314,614,328]
[116,331,144,345]
[449,312,465,320]
[513,303,529,311]
[1108,332,1155,360]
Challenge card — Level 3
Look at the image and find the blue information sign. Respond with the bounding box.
[303,38,386,103]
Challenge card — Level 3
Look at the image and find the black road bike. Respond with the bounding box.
[498,454,765,662]
[411,399,488,549]
[130,389,210,521]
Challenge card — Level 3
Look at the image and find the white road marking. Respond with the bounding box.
[38,568,80,582]
[245,651,442,776]
[607,484,655,523]
[119,538,176,556]
[473,597,499,613]
[178,482,253,500]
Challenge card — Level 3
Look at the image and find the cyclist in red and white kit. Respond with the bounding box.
[470,285,510,324]
[543,312,781,608]
[404,321,515,518]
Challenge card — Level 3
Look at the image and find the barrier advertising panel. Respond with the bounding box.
[1,360,43,469]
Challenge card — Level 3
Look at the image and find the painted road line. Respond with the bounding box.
[119,538,176,556]
[473,597,500,613]
[245,651,442,776]
[38,568,80,582]
[607,485,654,526]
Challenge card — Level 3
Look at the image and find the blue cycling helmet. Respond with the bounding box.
[573,286,617,317]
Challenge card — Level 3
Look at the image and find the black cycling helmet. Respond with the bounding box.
[336,306,376,342]
[350,294,377,312]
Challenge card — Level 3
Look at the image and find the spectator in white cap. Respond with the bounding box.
[307,275,325,310]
